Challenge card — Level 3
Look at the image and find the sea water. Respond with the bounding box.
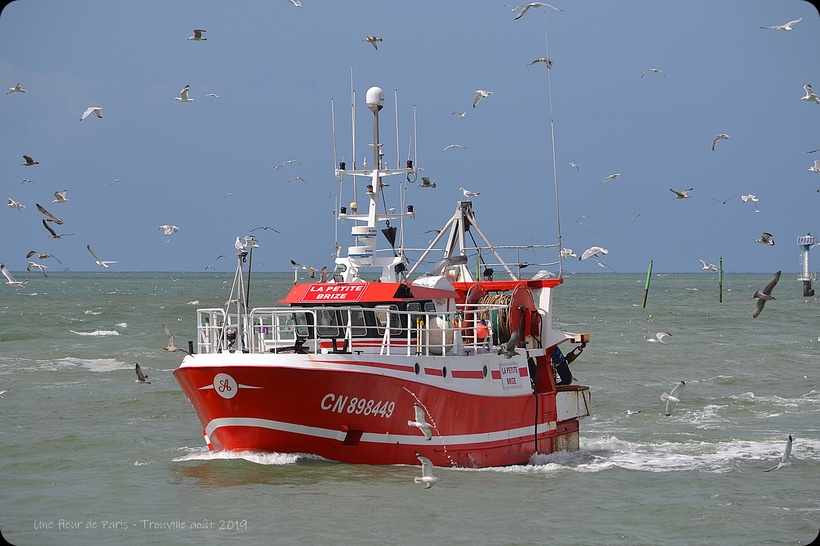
[0,272,817,545]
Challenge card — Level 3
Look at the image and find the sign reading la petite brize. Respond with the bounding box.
[300,284,366,302]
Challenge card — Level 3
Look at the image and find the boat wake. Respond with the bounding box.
[172,447,303,466]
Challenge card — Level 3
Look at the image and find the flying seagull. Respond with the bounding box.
[408,403,432,441]
[661,381,685,416]
[1,264,27,287]
[442,144,466,152]
[7,83,26,94]
[670,187,693,199]
[187,29,207,41]
[287,177,306,184]
[579,246,608,261]
[755,232,775,246]
[174,85,193,102]
[26,261,48,277]
[473,89,492,108]
[459,186,480,198]
[646,331,672,344]
[287,0,302,6]
[752,270,780,318]
[80,107,102,121]
[764,434,793,471]
[363,35,383,49]
[809,160,820,173]
[641,68,666,79]
[452,111,467,118]
[712,133,733,150]
[514,2,562,20]
[36,204,63,223]
[162,324,182,352]
[134,363,151,384]
[86,244,119,268]
[741,194,759,203]
[21,179,35,185]
[414,454,439,489]
[204,93,220,99]
[800,84,820,104]
[250,225,281,233]
[602,173,621,183]
[274,159,301,169]
[52,190,68,203]
[569,162,579,170]
[42,219,72,239]
[498,327,520,359]
[699,259,718,271]
[158,224,179,236]
[419,177,436,188]
[560,247,576,258]
[528,57,553,68]
[290,259,317,278]
[7,198,25,211]
[760,17,802,31]
[21,154,39,166]
[27,250,62,264]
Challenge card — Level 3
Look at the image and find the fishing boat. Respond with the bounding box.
[173,86,591,468]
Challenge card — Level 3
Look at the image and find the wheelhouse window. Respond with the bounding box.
[375,304,402,336]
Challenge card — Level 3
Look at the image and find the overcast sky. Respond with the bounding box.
[1,0,818,274]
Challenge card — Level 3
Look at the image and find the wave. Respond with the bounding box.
[70,329,120,336]
[172,447,302,466]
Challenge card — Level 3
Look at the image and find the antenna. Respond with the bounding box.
[543,14,563,278]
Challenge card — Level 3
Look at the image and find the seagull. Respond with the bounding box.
[579,246,608,261]
[498,327,520,359]
[646,331,672,344]
[661,381,685,416]
[42,219,72,239]
[204,93,220,99]
[287,176,306,183]
[7,198,25,211]
[514,2,562,20]
[452,111,467,118]
[473,89,492,108]
[187,29,207,41]
[250,225,281,233]
[809,160,820,173]
[602,173,621,183]
[442,144,466,152]
[764,435,793,471]
[560,247,576,258]
[419,177,436,188]
[26,261,48,277]
[712,133,733,151]
[801,84,820,104]
[1,264,27,287]
[52,190,68,203]
[235,237,248,253]
[174,85,193,102]
[161,323,184,353]
[134,363,151,384]
[80,107,102,121]
[408,403,432,441]
[86,244,119,268]
[670,187,693,199]
[755,232,775,246]
[26,250,62,264]
[159,224,179,236]
[459,187,480,198]
[7,83,26,94]
[21,179,35,185]
[363,35,383,49]
[699,259,718,271]
[414,454,439,489]
[753,270,780,318]
[21,155,39,166]
[287,0,302,6]
[528,57,553,68]
[641,68,666,79]
[569,162,579,170]
[741,194,759,203]
[761,17,802,31]
[274,159,301,169]
[36,204,62,224]
[290,259,317,278]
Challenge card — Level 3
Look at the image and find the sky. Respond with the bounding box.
[0,0,818,274]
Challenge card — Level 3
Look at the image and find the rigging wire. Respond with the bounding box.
[543,15,563,278]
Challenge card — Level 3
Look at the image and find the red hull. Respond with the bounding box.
[174,354,588,468]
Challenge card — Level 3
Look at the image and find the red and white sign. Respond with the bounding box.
[300,284,366,303]
[499,363,521,389]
